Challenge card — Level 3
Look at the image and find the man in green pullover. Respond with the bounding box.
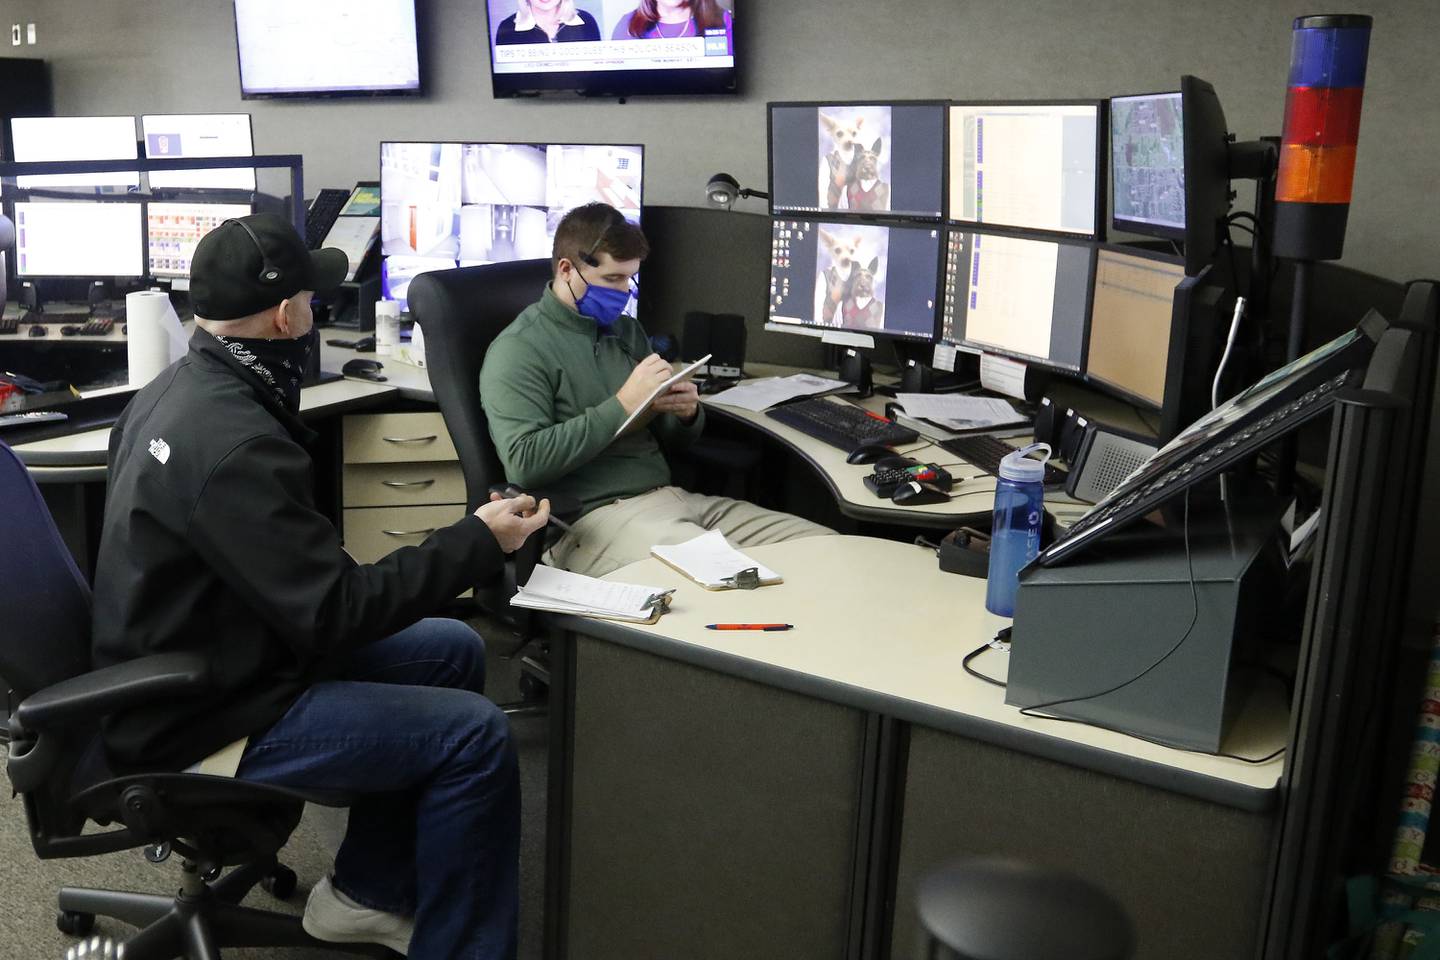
[480,203,832,577]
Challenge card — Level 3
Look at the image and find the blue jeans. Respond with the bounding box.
[234,617,519,960]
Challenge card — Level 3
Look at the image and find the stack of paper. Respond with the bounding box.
[651,530,783,590]
[704,373,852,413]
[511,566,672,623]
[894,393,1027,432]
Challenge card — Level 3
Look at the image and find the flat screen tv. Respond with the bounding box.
[233,0,422,99]
[485,0,736,98]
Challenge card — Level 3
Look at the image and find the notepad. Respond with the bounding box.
[650,530,783,590]
[511,565,673,623]
[614,354,711,438]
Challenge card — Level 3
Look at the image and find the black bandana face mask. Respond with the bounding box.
[214,328,315,411]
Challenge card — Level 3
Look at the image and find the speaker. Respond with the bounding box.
[1033,396,1061,449]
[900,358,935,393]
[837,348,873,396]
[681,311,747,378]
[1065,422,1157,504]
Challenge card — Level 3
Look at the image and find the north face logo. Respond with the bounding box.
[148,438,171,464]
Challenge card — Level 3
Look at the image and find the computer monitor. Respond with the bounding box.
[767,101,946,220]
[1109,91,1185,239]
[9,116,139,189]
[14,201,144,277]
[379,141,644,308]
[233,0,421,98]
[939,228,1094,373]
[767,218,941,341]
[142,114,256,190]
[147,201,253,279]
[947,101,1103,238]
[1085,246,1186,409]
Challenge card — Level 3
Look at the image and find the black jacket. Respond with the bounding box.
[92,328,504,770]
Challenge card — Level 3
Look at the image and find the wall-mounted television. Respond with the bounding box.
[485,0,736,98]
[233,0,422,99]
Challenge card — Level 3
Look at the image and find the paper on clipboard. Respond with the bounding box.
[614,354,710,437]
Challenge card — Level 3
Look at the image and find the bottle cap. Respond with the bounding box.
[998,442,1051,483]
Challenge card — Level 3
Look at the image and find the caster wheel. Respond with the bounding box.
[56,909,95,937]
[262,864,298,900]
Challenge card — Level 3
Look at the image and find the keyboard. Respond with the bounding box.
[766,398,918,451]
[939,434,1068,486]
[305,188,352,248]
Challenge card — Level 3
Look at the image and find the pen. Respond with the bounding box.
[705,623,793,631]
[502,486,573,532]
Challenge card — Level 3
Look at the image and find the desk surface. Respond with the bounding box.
[560,535,1287,811]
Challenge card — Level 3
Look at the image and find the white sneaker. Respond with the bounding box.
[302,873,414,955]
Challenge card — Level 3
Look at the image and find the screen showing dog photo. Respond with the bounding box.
[768,219,940,341]
[769,102,945,220]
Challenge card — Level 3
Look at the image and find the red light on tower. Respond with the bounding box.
[1273,14,1372,261]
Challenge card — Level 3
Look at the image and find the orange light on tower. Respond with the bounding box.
[1273,14,1372,262]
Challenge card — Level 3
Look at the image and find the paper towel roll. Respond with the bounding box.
[126,290,189,388]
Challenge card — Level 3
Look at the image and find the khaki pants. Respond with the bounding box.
[544,486,835,578]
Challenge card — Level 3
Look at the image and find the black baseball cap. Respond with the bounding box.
[190,212,348,321]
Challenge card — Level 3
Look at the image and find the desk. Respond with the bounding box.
[544,536,1286,960]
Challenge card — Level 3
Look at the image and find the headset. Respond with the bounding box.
[224,218,284,285]
[577,207,625,269]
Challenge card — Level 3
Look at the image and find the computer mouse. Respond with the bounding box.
[342,358,387,381]
[353,335,377,352]
[846,442,893,465]
[60,325,81,336]
[28,324,47,337]
[891,480,951,506]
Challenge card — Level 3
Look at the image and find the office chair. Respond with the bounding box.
[0,439,389,960]
[916,857,1133,960]
[407,260,580,716]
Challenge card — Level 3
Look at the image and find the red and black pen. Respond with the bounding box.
[705,623,794,631]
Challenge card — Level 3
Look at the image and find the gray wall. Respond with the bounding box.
[0,0,1434,282]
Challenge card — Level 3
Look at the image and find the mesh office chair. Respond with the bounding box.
[0,440,388,960]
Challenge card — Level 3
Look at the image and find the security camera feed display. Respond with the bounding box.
[768,219,940,340]
[148,202,253,279]
[486,0,734,84]
[14,201,145,277]
[10,116,140,189]
[142,114,256,190]
[234,0,421,97]
[1086,248,1185,408]
[769,102,946,220]
[948,102,1101,237]
[379,140,643,307]
[1110,92,1185,235]
[940,229,1093,373]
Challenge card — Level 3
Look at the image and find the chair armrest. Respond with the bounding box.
[487,484,582,524]
[13,652,210,733]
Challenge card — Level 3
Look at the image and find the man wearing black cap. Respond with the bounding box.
[91,213,546,959]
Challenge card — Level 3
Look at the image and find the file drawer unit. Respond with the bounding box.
[341,413,468,593]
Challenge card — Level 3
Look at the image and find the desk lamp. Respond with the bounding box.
[704,173,768,211]
[0,214,13,308]
[917,857,1133,960]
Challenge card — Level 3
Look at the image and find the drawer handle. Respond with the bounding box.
[382,435,439,444]
[382,527,437,538]
[381,479,436,489]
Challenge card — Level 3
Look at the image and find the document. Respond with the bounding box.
[651,530,782,590]
[704,373,852,413]
[980,353,1028,400]
[511,565,672,623]
[894,393,1026,431]
[614,354,711,438]
[321,216,381,282]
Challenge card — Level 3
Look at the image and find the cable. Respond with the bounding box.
[1212,295,1247,410]
[963,641,1007,688]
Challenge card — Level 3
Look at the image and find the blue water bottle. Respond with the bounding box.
[985,443,1050,617]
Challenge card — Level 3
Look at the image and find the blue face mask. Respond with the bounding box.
[569,267,632,333]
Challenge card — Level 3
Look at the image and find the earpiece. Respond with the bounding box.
[226,218,283,284]
[577,208,624,269]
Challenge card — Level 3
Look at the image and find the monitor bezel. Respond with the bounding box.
[145,199,256,280]
[938,225,1097,375]
[944,98,1107,241]
[1083,243,1187,412]
[232,0,424,100]
[483,0,738,99]
[765,99,950,225]
[765,216,944,344]
[13,198,148,280]
[1108,89,1186,242]
[377,139,647,308]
